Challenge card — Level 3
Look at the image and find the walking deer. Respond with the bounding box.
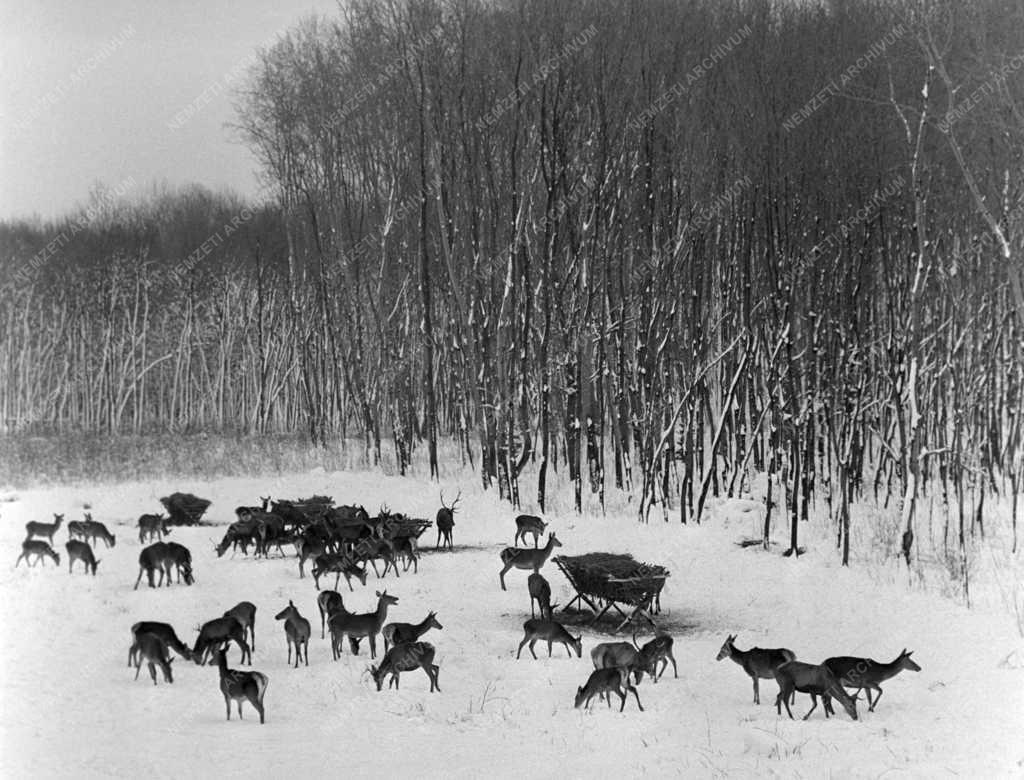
[382,611,442,653]
[774,660,859,720]
[634,631,678,683]
[516,618,582,659]
[514,514,547,547]
[133,633,174,685]
[25,514,64,544]
[193,616,252,666]
[527,572,553,619]
[370,641,440,692]
[824,650,920,712]
[224,602,257,651]
[317,590,345,639]
[137,513,170,544]
[214,648,268,724]
[499,532,561,590]
[435,490,460,550]
[575,667,644,712]
[129,622,193,666]
[716,634,795,704]
[327,590,398,660]
[15,539,60,568]
[274,601,311,668]
[65,539,100,575]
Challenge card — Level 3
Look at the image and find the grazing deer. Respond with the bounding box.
[133,633,174,685]
[575,667,644,712]
[382,611,443,653]
[25,513,64,544]
[774,660,859,720]
[328,590,398,660]
[134,542,194,589]
[312,553,367,592]
[15,539,60,568]
[137,513,170,544]
[516,618,582,660]
[499,532,562,590]
[634,631,678,683]
[69,516,116,548]
[214,648,268,725]
[65,539,100,575]
[591,642,643,685]
[370,641,440,692]
[716,634,795,704]
[129,622,193,666]
[164,542,194,584]
[435,490,460,550]
[316,590,345,640]
[514,514,547,547]
[193,616,252,666]
[527,572,553,619]
[274,601,311,668]
[224,602,257,651]
[824,650,920,712]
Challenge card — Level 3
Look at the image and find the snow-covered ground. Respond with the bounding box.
[1,465,1022,778]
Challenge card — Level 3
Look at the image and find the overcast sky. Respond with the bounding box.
[0,0,339,221]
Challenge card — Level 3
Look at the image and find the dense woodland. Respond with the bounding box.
[2,1,1022,580]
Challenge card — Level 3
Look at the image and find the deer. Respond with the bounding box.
[370,641,440,692]
[514,514,547,547]
[274,601,311,668]
[68,516,116,548]
[516,618,582,660]
[312,553,367,592]
[128,622,193,666]
[193,616,252,666]
[382,611,443,653]
[133,633,174,685]
[499,532,561,590]
[224,602,257,651]
[327,590,398,660]
[591,641,644,685]
[317,590,345,640]
[824,649,920,712]
[357,538,401,579]
[15,539,60,568]
[137,513,171,544]
[65,539,100,575]
[164,542,194,584]
[716,634,796,704]
[774,660,859,721]
[575,667,644,712]
[435,489,460,550]
[527,572,553,619]
[134,543,174,589]
[297,537,329,578]
[213,648,268,725]
[388,536,419,574]
[25,513,64,544]
[634,631,678,683]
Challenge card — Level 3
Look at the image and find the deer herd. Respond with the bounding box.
[12,492,920,726]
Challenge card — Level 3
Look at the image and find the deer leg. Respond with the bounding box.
[803,694,818,720]
[547,640,554,657]
[286,639,292,666]
[667,651,678,678]
[368,635,377,659]
[628,682,644,711]
[148,662,158,685]
[499,563,511,591]
[753,676,760,704]
[868,686,882,712]
[238,701,244,719]
[516,636,529,659]
[224,694,232,721]
[303,639,309,666]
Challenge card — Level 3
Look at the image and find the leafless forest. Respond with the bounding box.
[2,1,1022,579]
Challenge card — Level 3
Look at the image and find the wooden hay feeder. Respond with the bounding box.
[554,553,669,633]
[160,492,212,526]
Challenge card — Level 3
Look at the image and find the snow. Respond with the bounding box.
[1,466,1022,778]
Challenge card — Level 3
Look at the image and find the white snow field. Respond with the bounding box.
[0,465,1022,779]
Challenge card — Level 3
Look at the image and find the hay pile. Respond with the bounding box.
[554,552,668,607]
[160,492,212,525]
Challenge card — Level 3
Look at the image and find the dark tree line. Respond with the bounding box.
[2,0,1022,585]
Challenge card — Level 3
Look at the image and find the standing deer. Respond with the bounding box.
[224,602,257,651]
[575,667,644,712]
[274,601,311,668]
[69,516,116,548]
[134,542,193,589]
[129,622,193,666]
[137,513,170,543]
[516,618,582,659]
[193,616,252,665]
[513,514,547,547]
[435,490,460,550]
[164,542,194,584]
[370,641,440,692]
[591,642,643,685]
[327,590,398,660]
[634,631,678,683]
[716,634,796,704]
[25,514,64,544]
[527,572,553,619]
[316,590,345,640]
[213,648,268,724]
[133,633,174,685]
[774,660,859,720]
[499,533,561,590]
[311,553,367,592]
[824,650,920,712]
[65,539,100,575]
[15,539,60,568]
[382,611,443,653]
